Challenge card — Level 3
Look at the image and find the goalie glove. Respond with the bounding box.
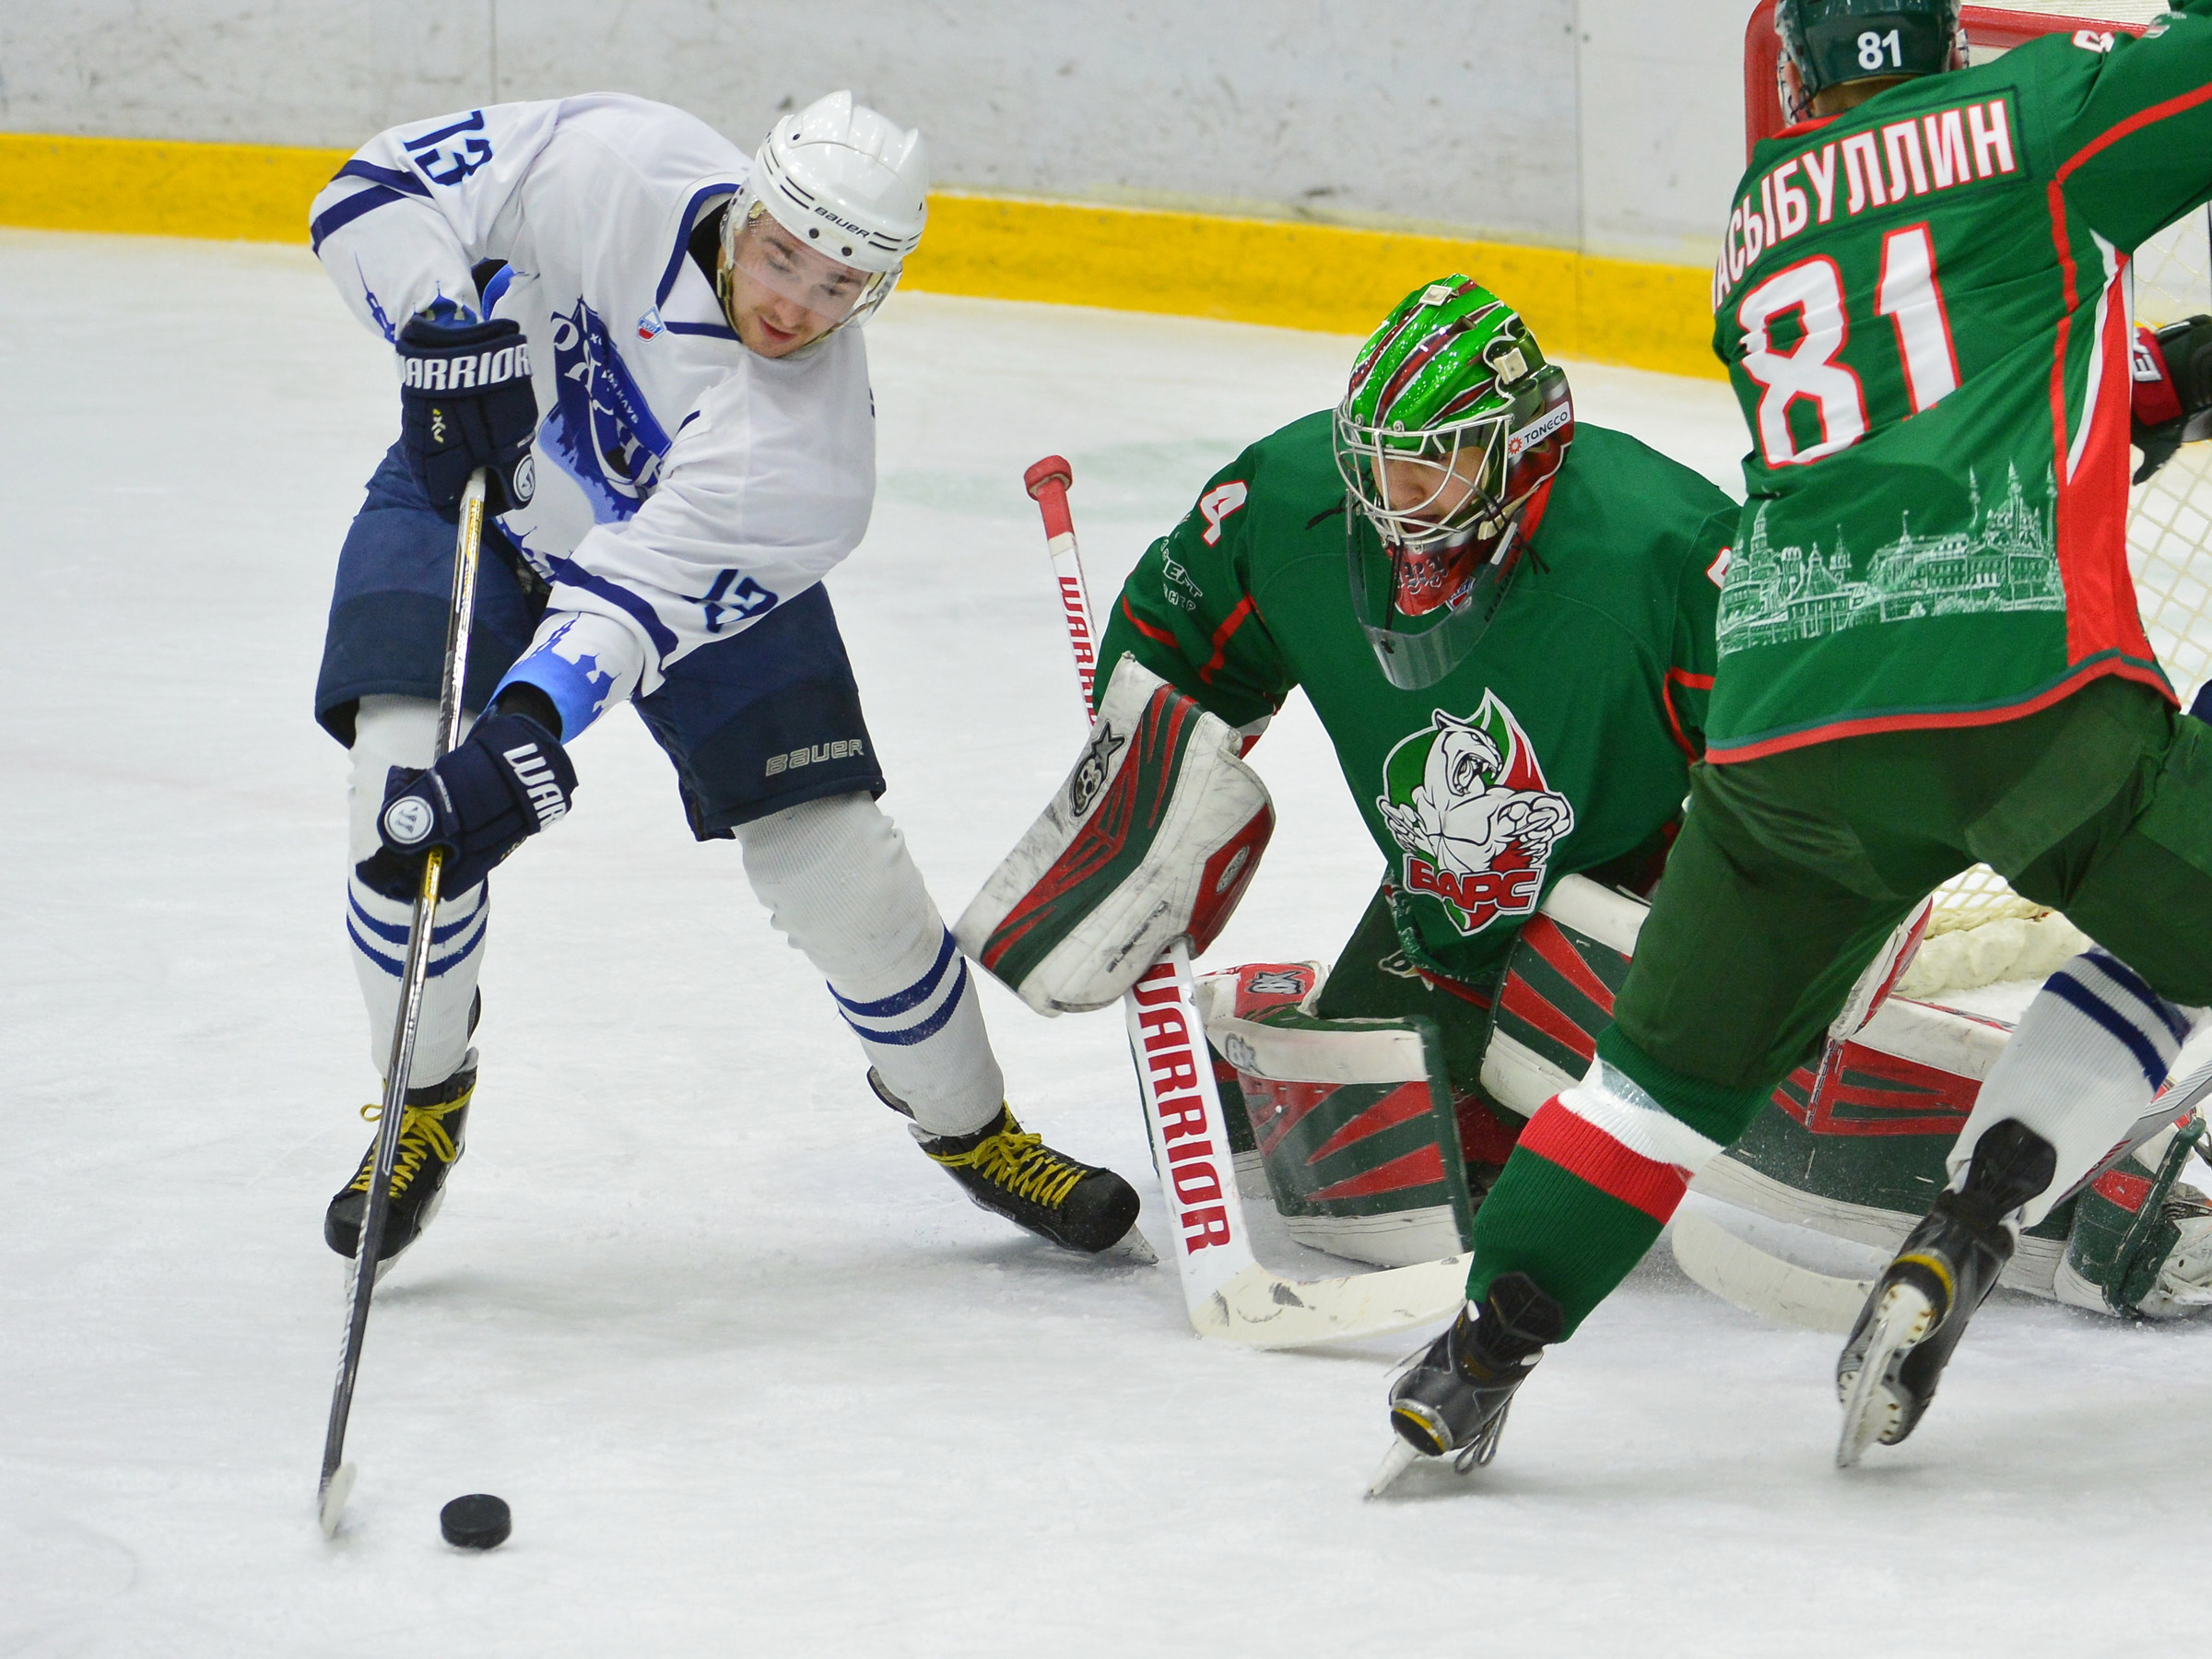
[2131,315,2212,484]
[956,655,1273,1015]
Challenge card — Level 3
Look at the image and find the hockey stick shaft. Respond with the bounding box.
[1021,458,1263,1311]
[1021,457,1471,1346]
[319,467,487,1532]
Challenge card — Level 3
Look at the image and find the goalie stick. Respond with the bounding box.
[1671,1047,2212,1334]
[318,468,487,1536]
[1020,455,1470,1347]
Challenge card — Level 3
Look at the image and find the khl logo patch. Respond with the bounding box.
[1376,690,1573,936]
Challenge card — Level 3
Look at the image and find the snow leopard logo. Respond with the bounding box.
[1376,692,1573,936]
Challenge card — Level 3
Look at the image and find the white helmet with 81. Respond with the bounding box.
[718,90,929,339]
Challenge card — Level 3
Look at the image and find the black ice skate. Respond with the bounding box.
[1370,1271,1564,1495]
[872,1071,1140,1254]
[1835,1118,2056,1467]
[324,1052,478,1272]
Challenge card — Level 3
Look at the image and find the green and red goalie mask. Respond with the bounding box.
[1773,0,1966,125]
[1334,277,1573,690]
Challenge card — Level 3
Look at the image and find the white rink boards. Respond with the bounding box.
[4,229,2209,1656]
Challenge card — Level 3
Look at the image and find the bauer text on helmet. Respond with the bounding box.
[717,91,929,353]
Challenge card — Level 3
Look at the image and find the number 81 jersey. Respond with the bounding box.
[1700,9,2212,763]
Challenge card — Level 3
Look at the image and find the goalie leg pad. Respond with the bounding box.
[2056,1114,2212,1318]
[956,655,1273,1015]
[1196,961,1477,1269]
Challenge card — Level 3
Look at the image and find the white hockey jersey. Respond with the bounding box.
[309,94,876,737]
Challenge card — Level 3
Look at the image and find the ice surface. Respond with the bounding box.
[4,229,2205,1656]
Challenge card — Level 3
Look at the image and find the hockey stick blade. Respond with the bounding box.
[316,1461,357,1538]
[1198,1255,1472,1347]
[1670,1210,1872,1334]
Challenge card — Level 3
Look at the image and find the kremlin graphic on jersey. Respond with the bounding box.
[1718,463,2063,657]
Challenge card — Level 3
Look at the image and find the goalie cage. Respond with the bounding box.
[1742,0,2212,994]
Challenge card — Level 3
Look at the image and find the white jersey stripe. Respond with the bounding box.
[1556,1061,1726,1175]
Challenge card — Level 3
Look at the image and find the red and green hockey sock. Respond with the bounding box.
[1466,1026,1777,1335]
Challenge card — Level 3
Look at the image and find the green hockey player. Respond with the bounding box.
[1383,0,2212,1480]
[1088,276,1737,1235]
[952,276,1736,1255]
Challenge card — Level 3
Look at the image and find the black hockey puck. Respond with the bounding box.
[440,1493,512,1550]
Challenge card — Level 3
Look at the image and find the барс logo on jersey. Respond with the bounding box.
[1376,691,1573,936]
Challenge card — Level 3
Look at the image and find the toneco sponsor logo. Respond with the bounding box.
[1133,962,1234,1251]
[1506,402,1572,459]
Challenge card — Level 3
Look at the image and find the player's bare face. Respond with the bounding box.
[724,217,872,359]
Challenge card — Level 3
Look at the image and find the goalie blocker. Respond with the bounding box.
[956,656,1273,1015]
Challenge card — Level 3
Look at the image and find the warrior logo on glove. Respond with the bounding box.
[1377,690,1572,936]
[382,796,437,847]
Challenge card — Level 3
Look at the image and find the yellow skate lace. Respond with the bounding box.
[348,1088,469,1199]
[927,1116,1087,1209]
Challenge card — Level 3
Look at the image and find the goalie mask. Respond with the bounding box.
[1334,277,1572,690]
[1773,0,1967,125]
[717,90,929,338]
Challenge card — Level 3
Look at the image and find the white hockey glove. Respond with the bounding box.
[956,655,1274,1015]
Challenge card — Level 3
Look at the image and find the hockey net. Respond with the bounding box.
[1741,0,2212,993]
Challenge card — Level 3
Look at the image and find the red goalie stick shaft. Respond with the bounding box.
[1021,457,1470,1347]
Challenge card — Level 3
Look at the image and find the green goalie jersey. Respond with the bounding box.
[1705,6,2212,760]
[1096,411,1734,985]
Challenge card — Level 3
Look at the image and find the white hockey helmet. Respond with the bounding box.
[719,90,928,336]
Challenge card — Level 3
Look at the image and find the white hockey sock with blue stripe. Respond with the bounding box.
[347,696,487,1087]
[1948,946,2206,1227]
[737,792,1003,1136]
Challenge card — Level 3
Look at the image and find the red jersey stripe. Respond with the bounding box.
[1198,594,1258,685]
[1517,1099,1689,1223]
[1705,653,2171,762]
[1118,594,1180,651]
